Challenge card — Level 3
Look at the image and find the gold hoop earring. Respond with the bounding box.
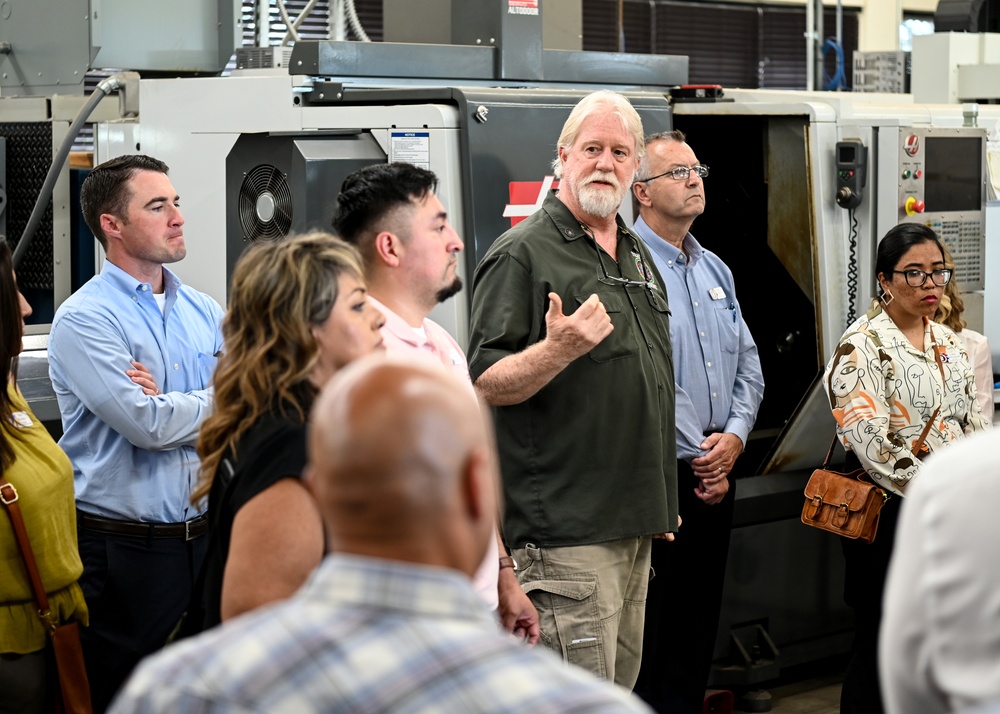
[879,288,894,306]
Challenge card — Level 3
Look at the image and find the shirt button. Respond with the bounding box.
[700,331,706,337]
[667,260,673,266]
[173,363,180,370]
[707,361,712,367]
[710,423,717,429]
[712,392,717,398]
[647,341,653,349]
[693,300,699,306]
[141,285,148,292]
[131,296,137,302]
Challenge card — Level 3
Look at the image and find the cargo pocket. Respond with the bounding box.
[522,577,607,680]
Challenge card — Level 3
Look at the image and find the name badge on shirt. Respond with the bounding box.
[11,411,33,428]
[709,287,727,301]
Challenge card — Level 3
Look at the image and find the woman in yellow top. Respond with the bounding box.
[0,237,88,713]
[823,223,989,714]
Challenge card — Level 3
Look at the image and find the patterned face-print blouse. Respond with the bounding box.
[823,301,990,496]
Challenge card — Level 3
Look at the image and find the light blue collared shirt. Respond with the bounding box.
[49,260,224,522]
[634,217,764,462]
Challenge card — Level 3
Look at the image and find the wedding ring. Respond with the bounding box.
[718,467,723,474]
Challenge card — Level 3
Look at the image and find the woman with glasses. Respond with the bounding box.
[823,222,989,714]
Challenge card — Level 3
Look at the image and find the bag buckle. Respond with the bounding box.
[37,607,58,633]
[0,482,18,505]
[833,503,850,528]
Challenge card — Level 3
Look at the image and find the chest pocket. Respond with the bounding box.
[714,304,740,354]
[575,290,638,364]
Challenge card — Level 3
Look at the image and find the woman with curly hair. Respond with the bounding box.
[934,242,994,421]
[192,232,384,630]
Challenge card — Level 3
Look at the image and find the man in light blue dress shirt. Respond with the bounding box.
[630,132,764,713]
[49,154,224,711]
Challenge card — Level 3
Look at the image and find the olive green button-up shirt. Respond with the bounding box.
[468,191,678,548]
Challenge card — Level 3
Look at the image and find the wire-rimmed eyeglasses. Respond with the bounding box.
[887,268,953,287]
[637,165,710,182]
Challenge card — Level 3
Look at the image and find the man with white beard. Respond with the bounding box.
[467,90,679,690]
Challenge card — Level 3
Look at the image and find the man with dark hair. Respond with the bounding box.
[631,131,763,712]
[332,162,539,643]
[111,359,652,713]
[50,153,224,711]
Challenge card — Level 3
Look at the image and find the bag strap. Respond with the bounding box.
[821,434,839,469]
[0,474,57,631]
[911,322,948,455]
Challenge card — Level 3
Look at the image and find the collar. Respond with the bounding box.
[866,301,939,358]
[542,190,633,244]
[368,296,427,348]
[632,217,703,267]
[101,259,181,298]
[311,554,497,626]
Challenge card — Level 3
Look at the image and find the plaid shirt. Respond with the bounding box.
[111,554,652,713]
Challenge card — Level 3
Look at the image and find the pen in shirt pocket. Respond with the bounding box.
[729,302,736,322]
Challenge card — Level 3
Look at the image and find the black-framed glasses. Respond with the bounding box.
[589,231,654,290]
[638,165,710,182]
[888,268,953,287]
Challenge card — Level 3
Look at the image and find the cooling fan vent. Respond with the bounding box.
[238,164,293,242]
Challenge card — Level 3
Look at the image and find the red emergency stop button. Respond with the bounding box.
[904,196,926,216]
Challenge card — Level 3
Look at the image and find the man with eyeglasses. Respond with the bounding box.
[631,131,764,713]
[467,91,679,691]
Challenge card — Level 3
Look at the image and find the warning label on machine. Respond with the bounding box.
[508,0,539,15]
[390,132,430,169]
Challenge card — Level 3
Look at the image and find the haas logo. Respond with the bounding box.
[503,176,560,226]
[903,134,920,157]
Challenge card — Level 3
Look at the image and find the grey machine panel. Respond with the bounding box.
[894,127,987,291]
[0,0,91,95]
[288,40,688,89]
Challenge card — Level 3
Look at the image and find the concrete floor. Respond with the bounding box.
[766,675,842,714]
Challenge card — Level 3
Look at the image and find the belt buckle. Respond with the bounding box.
[0,482,18,505]
[185,519,194,541]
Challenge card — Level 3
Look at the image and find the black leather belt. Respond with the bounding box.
[77,511,208,541]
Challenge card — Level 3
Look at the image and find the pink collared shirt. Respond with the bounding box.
[369,296,500,610]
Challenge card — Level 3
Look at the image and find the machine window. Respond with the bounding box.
[924,137,982,213]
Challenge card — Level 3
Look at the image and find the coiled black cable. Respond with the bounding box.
[846,207,859,327]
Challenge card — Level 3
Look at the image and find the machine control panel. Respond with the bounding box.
[835,140,867,209]
[896,127,986,291]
